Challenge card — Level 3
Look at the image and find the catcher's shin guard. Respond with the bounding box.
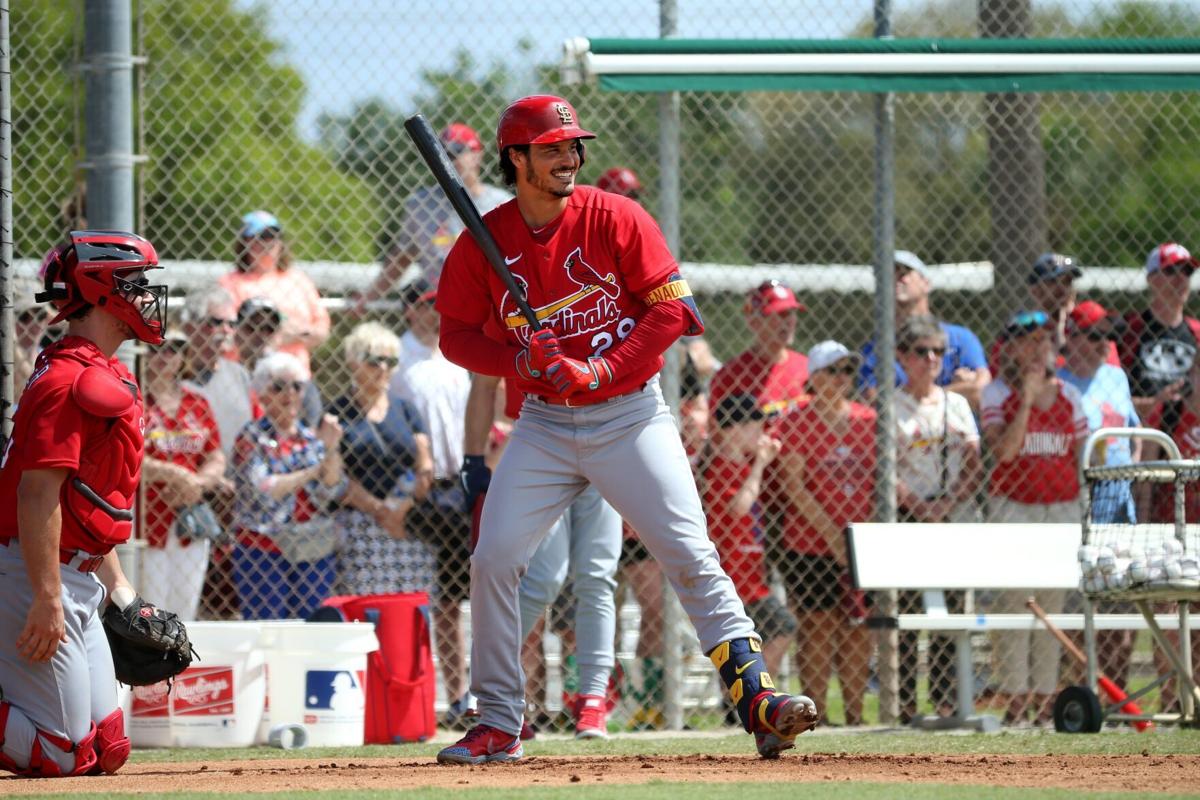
[708,637,775,733]
[92,708,131,774]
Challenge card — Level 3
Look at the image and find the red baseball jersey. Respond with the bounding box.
[0,336,144,554]
[437,186,679,401]
[702,455,770,603]
[981,378,1087,504]
[710,348,809,419]
[778,403,876,556]
[143,387,221,548]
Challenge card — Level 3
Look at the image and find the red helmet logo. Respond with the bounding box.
[496,94,596,155]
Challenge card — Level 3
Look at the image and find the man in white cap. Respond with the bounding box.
[859,250,989,410]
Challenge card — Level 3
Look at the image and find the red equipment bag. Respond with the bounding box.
[316,593,437,743]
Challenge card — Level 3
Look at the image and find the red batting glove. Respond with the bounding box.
[516,329,563,380]
[545,355,614,398]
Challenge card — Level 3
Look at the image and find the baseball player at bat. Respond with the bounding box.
[0,232,176,777]
[434,94,818,765]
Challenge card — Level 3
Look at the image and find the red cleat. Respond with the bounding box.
[436,724,523,765]
[573,694,609,740]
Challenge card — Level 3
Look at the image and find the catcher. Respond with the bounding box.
[0,232,193,778]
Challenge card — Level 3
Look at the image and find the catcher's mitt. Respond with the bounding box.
[102,595,197,686]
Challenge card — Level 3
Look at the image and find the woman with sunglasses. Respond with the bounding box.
[776,341,874,726]
[140,332,229,621]
[219,211,330,379]
[982,310,1088,726]
[894,315,983,722]
[326,323,436,597]
[231,352,347,619]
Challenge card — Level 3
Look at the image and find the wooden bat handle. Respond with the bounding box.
[1025,598,1087,665]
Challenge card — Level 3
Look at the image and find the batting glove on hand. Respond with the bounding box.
[459,454,492,510]
[545,355,614,398]
[516,329,563,380]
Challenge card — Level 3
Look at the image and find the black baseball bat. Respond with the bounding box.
[402,113,542,332]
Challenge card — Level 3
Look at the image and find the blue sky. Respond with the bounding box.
[242,0,872,141]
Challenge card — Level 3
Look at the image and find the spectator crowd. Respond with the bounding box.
[16,122,1200,736]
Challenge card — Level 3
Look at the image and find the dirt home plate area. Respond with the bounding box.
[3,752,1198,795]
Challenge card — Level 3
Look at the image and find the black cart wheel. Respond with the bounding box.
[1053,685,1103,733]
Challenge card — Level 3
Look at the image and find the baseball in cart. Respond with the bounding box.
[1062,426,1200,732]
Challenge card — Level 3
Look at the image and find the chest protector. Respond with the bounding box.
[64,365,143,549]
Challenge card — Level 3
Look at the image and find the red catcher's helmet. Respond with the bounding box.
[596,167,642,198]
[36,230,167,345]
[496,95,595,159]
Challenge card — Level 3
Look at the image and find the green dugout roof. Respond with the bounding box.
[562,38,1200,92]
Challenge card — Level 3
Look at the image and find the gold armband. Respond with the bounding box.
[643,278,693,306]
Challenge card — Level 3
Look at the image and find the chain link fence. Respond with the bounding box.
[9,0,1200,736]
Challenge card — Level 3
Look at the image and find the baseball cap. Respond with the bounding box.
[400,278,437,307]
[239,210,282,239]
[441,123,483,157]
[714,394,766,428]
[807,340,862,374]
[1028,252,1082,284]
[1002,309,1051,339]
[745,280,805,315]
[1145,242,1199,275]
[894,250,929,278]
[237,296,283,327]
[1066,300,1120,339]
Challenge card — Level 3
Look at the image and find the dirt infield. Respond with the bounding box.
[3,753,1197,795]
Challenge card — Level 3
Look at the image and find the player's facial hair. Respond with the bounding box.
[524,151,575,199]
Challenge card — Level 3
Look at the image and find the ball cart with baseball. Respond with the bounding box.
[1062,426,1200,732]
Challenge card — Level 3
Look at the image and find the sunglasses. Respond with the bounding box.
[204,317,236,330]
[1159,265,1195,278]
[1071,328,1110,342]
[1004,310,1050,338]
[363,355,400,369]
[246,229,280,242]
[823,363,857,376]
[268,380,304,394]
[905,345,946,359]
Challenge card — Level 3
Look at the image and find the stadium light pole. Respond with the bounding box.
[82,0,135,230]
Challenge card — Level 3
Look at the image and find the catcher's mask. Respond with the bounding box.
[37,230,167,345]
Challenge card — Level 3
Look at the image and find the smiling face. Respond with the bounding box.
[514,140,582,199]
[897,335,945,388]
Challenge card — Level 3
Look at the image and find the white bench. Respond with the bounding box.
[847,522,1200,731]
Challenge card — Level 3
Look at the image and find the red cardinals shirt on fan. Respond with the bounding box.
[143,387,221,548]
[702,455,771,604]
[981,378,1087,505]
[778,403,876,557]
[0,336,144,554]
[436,186,678,402]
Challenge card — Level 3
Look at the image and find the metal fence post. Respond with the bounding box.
[0,0,12,440]
[872,0,901,727]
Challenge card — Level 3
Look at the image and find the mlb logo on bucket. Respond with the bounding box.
[172,667,235,716]
[305,670,364,712]
[131,681,170,718]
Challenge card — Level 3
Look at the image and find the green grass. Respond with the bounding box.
[122,728,1200,763]
[14,784,1198,800]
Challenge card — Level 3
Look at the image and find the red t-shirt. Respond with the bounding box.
[0,336,144,554]
[778,403,876,556]
[981,378,1087,504]
[436,186,679,401]
[710,348,809,511]
[709,348,809,419]
[702,455,770,603]
[143,388,221,548]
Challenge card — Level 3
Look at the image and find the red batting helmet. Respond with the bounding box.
[36,230,167,345]
[596,167,642,198]
[497,95,595,163]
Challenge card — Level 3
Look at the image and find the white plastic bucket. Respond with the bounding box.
[262,621,377,748]
[130,622,264,748]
